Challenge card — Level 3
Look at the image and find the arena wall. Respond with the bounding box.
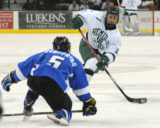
[0,11,159,35]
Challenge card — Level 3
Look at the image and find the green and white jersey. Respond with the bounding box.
[121,0,142,13]
[77,9,121,63]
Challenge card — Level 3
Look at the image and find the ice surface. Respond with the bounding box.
[0,34,160,128]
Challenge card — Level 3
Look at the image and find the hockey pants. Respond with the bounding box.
[27,75,72,112]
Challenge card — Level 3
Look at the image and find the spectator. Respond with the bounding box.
[158,0,160,10]
[154,0,160,10]
[88,0,102,10]
[47,0,58,10]
[68,0,79,11]
[36,0,48,10]
[23,0,36,10]
[101,0,114,10]
[111,0,122,5]
[79,0,89,10]
[77,0,82,4]
[0,0,5,10]
[57,0,71,10]
[58,0,72,4]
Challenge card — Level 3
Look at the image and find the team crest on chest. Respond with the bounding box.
[92,28,110,50]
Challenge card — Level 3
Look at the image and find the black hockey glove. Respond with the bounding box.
[72,15,83,29]
[96,55,109,71]
[83,97,97,116]
[1,71,17,92]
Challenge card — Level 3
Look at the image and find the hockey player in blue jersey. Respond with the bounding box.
[1,36,97,125]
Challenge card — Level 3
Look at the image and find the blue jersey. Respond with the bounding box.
[13,49,91,101]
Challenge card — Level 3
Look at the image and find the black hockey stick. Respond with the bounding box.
[78,28,147,104]
[3,110,82,117]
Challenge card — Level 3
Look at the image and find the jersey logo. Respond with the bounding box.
[92,28,109,50]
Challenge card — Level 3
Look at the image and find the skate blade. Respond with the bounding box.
[23,115,31,121]
[47,114,69,126]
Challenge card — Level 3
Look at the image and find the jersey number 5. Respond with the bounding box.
[48,56,65,69]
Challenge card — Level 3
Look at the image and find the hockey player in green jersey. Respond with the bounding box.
[72,7,121,82]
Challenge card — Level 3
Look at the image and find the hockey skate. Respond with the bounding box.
[23,105,33,121]
[23,98,34,121]
[47,110,72,126]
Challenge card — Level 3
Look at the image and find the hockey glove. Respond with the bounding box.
[83,97,97,116]
[72,15,83,29]
[96,55,109,71]
[1,71,17,92]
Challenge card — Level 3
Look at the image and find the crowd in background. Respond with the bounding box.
[22,0,160,11]
[154,0,160,10]
[22,0,119,11]
[0,0,159,11]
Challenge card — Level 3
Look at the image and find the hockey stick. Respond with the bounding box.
[3,110,82,117]
[116,0,120,6]
[78,28,147,104]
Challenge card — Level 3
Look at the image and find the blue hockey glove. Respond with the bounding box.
[72,15,83,29]
[83,97,97,116]
[1,71,17,92]
[96,55,109,71]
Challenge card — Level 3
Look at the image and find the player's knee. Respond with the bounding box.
[84,58,98,72]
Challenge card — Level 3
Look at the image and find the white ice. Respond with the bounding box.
[0,34,160,128]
